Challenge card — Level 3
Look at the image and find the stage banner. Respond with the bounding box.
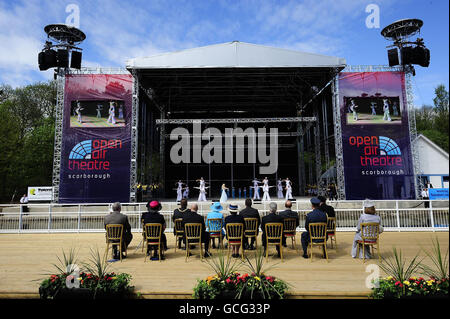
[339,71,415,200]
[59,74,133,203]
[429,188,449,200]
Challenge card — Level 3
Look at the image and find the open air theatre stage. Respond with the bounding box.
[121,41,346,200]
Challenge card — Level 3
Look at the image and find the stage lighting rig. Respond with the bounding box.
[38,24,86,73]
[381,19,430,73]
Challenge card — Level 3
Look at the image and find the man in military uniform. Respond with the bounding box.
[301,197,328,259]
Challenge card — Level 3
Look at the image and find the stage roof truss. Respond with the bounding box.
[155,117,316,125]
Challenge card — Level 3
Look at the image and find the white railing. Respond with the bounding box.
[0,200,448,233]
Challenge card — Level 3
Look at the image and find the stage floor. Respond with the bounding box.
[0,232,447,298]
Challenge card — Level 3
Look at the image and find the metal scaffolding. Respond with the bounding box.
[156,117,316,125]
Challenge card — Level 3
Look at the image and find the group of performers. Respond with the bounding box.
[74,101,123,124]
[348,98,398,122]
[174,177,294,202]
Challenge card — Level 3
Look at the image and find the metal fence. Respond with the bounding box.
[0,200,448,233]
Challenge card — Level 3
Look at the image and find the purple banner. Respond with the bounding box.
[59,74,133,203]
[339,72,415,200]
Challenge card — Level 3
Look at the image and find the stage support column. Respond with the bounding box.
[331,76,346,200]
[322,96,330,181]
[297,123,305,196]
[313,107,322,195]
[159,110,166,198]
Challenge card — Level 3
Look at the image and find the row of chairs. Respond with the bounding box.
[104,218,380,263]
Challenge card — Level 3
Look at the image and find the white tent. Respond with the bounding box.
[414,134,449,188]
[126,41,346,69]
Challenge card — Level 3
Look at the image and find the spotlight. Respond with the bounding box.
[401,46,430,67]
[70,50,82,69]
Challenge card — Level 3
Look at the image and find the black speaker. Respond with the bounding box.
[56,49,69,68]
[387,48,399,66]
[38,49,57,70]
[70,51,82,69]
[401,46,430,67]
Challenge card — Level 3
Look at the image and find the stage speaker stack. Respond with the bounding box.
[387,48,400,66]
[38,49,57,71]
[56,49,69,68]
[70,51,82,69]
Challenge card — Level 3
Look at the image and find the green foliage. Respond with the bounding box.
[415,84,449,153]
[0,80,56,203]
[378,247,423,285]
[202,248,242,278]
[371,276,448,299]
[419,237,449,280]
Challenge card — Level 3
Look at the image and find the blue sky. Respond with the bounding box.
[0,0,448,106]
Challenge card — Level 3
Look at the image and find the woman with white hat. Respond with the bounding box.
[351,199,384,259]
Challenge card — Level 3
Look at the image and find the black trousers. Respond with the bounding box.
[183,232,210,251]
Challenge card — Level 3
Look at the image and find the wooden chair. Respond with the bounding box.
[326,217,337,249]
[283,218,298,251]
[308,223,328,262]
[184,223,203,261]
[265,223,283,262]
[104,224,125,262]
[141,220,146,253]
[357,222,380,263]
[244,218,259,250]
[226,223,244,260]
[143,223,163,262]
[207,218,224,249]
[174,218,185,252]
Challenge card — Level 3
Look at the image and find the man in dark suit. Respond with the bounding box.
[301,197,328,259]
[172,198,190,249]
[142,200,167,260]
[318,195,335,218]
[239,198,261,250]
[104,202,133,259]
[181,203,211,258]
[279,200,299,247]
[261,202,283,258]
[224,203,246,258]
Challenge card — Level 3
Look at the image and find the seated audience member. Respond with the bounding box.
[172,198,190,249]
[142,200,167,260]
[261,202,283,258]
[182,203,211,258]
[239,198,261,250]
[224,204,246,258]
[318,195,336,218]
[104,202,133,259]
[205,202,225,248]
[279,200,300,247]
[301,197,328,259]
[351,199,383,259]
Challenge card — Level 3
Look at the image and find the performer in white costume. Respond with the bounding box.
[175,180,184,201]
[283,178,293,200]
[262,182,274,202]
[382,99,391,121]
[277,179,284,199]
[75,102,83,123]
[182,186,189,199]
[349,99,358,121]
[107,101,116,124]
[195,177,208,201]
[370,102,377,115]
[220,184,229,203]
[96,104,103,118]
[251,178,261,200]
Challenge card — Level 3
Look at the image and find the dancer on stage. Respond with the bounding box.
[349,99,358,121]
[75,101,83,123]
[107,101,116,124]
[220,184,229,203]
[382,99,391,121]
[370,101,377,115]
[182,186,189,199]
[392,101,399,117]
[262,181,274,202]
[283,177,293,200]
[195,177,208,202]
[118,104,124,119]
[251,178,261,200]
[96,104,103,118]
[175,180,184,201]
[277,178,284,199]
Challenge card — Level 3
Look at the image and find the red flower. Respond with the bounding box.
[394,281,403,288]
[226,278,231,284]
